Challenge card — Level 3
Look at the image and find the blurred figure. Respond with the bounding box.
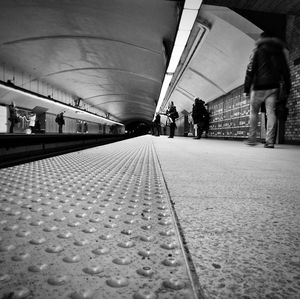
[55,112,65,133]
[192,98,209,139]
[154,113,161,136]
[8,102,19,133]
[244,31,291,148]
[166,101,179,138]
[28,112,36,134]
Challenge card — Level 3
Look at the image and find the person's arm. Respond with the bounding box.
[244,51,257,95]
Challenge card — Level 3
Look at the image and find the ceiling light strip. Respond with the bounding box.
[155,0,203,114]
[0,81,124,126]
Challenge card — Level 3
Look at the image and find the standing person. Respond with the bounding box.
[192,98,209,139]
[166,101,179,138]
[154,113,161,136]
[8,102,19,133]
[55,112,65,133]
[28,112,36,134]
[244,31,291,148]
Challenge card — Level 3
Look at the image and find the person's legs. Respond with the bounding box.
[264,89,278,146]
[9,121,14,133]
[169,123,175,138]
[248,90,264,144]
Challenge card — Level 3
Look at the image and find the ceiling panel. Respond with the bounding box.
[0,0,179,125]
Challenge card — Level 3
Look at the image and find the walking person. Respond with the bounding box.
[192,98,209,139]
[55,112,65,133]
[154,113,161,136]
[166,101,179,138]
[244,31,291,148]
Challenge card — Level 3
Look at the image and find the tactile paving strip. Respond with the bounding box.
[0,136,197,299]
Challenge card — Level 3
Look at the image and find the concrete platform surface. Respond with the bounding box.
[152,135,300,299]
[0,137,199,299]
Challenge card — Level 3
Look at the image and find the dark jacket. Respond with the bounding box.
[167,106,178,122]
[192,100,208,124]
[244,37,291,94]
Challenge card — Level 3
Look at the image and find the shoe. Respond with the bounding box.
[264,143,274,148]
[246,139,257,146]
[168,136,173,138]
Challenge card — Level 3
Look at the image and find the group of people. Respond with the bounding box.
[8,102,37,134]
[153,99,209,139]
[156,31,291,147]
[152,101,179,138]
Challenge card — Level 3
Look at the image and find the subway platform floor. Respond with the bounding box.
[0,135,299,299]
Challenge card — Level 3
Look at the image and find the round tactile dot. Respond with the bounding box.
[159,219,172,226]
[28,263,48,272]
[141,225,152,230]
[92,247,110,255]
[159,229,176,236]
[160,242,178,250]
[121,229,133,235]
[71,289,95,299]
[45,245,64,253]
[5,286,31,298]
[0,274,11,282]
[112,256,131,265]
[140,236,154,242]
[136,266,154,277]
[48,275,69,286]
[127,211,137,216]
[163,278,185,290]
[106,276,129,288]
[74,239,89,246]
[29,237,46,245]
[16,230,31,237]
[57,232,73,239]
[12,252,30,261]
[138,249,152,258]
[19,214,32,220]
[82,265,102,275]
[99,233,113,240]
[43,226,58,232]
[63,255,81,263]
[117,241,135,248]
[0,244,15,252]
[133,289,157,299]
[30,220,44,226]
[89,217,101,223]
[124,219,136,224]
[162,258,181,267]
[68,221,81,227]
[82,227,97,233]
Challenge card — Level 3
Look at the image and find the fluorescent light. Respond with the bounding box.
[184,0,203,10]
[167,45,185,73]
[179,10,198,31]
[174,30,191,46]
[0,82,123,126]
[155,74,173,113]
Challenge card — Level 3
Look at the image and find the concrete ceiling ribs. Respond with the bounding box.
[0,0,299,126]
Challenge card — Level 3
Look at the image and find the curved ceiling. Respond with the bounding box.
[1,0,299,126]
[159,4,262,114]
[0,0,180,125]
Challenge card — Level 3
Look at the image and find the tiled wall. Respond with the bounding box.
[286,15,300,144]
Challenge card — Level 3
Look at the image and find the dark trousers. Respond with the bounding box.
[169,123,176,137]
[156,125,161,136]
[9,121,15,133]
[59,125,63,133]
[197,121,205,138]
